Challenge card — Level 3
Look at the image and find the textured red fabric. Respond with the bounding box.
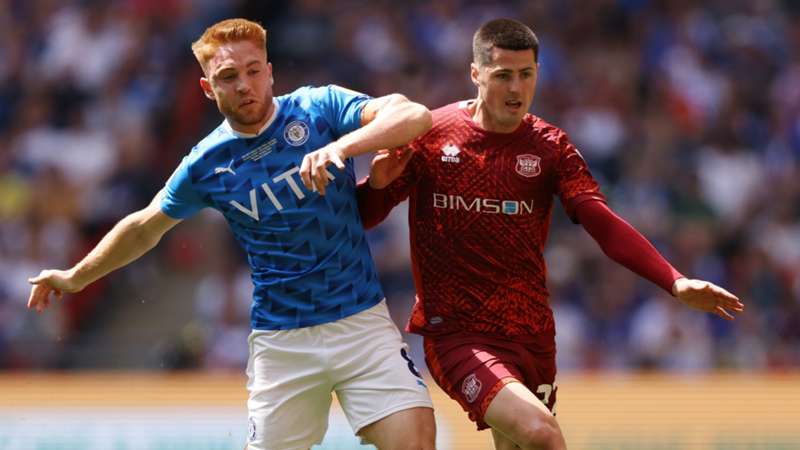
[357,101,605,338]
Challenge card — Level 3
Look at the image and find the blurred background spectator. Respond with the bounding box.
[1,0,799,373]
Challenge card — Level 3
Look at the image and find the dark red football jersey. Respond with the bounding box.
[359,101,605,338]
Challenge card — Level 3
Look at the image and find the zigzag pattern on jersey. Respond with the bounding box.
[177,86,383,330]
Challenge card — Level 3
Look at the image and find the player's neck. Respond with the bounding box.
[469,98,520,134]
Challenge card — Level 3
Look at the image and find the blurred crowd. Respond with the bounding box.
[1,0,799,372]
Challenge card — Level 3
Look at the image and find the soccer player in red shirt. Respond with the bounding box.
[356,18,744,450]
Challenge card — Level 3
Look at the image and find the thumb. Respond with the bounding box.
[28,272,49,284]
[372,152,391,165]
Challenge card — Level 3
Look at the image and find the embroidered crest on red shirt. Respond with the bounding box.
[516,154,541,178]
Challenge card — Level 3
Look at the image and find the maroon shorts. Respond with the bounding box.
[423,332,557,430]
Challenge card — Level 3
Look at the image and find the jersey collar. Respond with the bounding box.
[459,99,530,137]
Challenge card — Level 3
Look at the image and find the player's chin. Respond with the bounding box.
[235,110,266,126]
[498,111,524,127]
[509,112,526,123]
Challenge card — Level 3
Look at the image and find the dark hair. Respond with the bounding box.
[472,18,539,66]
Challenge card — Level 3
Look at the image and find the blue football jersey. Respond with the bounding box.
[161,85,384,330]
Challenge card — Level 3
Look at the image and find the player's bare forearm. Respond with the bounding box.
[339,94,431,159]
[27,193,181,312]
[300,94,430,194]
[71,203,178,289]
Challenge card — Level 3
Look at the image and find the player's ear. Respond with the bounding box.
[267,62,274,87]
[470,62,480,88]
[199,77,215,100]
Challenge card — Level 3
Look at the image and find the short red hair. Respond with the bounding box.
[191,18,267,75]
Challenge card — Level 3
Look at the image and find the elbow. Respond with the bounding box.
[124,211,166,250]
[402,96,431,132]
[357,207,378,230]
[388,94,432,133]
[361,218,376,230]
[125,219,161,251]
[361,213,387,231]
[416,104,433,133]
[357,203,381,231]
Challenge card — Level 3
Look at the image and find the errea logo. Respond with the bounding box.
[441,144,461,163]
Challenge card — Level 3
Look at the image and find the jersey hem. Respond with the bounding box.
[408,326,556,344]
[250,295,384,330]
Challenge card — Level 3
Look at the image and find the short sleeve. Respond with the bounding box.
[160,156,206,219]
[555,132,606,223]
[312,85,372,137]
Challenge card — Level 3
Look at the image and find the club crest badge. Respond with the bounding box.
[515,154,541,178]
[284,120,310,146]
[462,373,482,403]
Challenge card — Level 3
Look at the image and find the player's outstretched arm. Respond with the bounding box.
[576,199,743,319]
[300,94,431,195]
[672,278,744,320]
[27,191,182,313]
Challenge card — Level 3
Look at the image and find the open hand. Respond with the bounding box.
[300,144,346,196]
[672,278,744,320]
[368,147,413,189]
[27,269,83,313]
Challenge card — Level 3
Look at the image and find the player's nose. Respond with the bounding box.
[236,81,252,94]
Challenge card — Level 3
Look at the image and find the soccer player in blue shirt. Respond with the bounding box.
[27,18,435,450]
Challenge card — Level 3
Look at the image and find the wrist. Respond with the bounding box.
[367,176,386,190]
[67,267,89,291]
[336,142,354,161]
[671,277,687,297]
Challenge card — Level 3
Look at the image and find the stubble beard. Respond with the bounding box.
[222,95,270,128]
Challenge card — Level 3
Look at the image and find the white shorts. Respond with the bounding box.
[245,300,433,450]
